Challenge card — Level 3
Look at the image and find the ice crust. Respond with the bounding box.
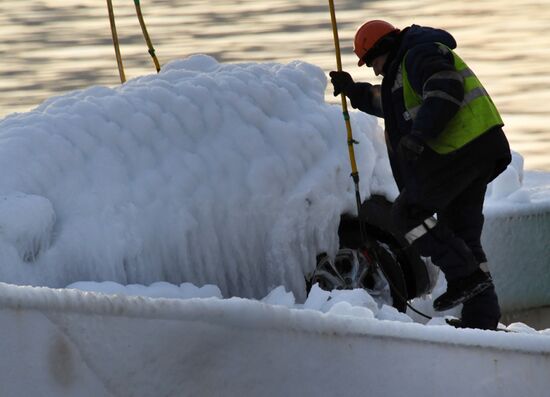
[1,56,550,396]
[0,54,548,314]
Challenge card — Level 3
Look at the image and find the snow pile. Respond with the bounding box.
[67,279,550,334]
[2,281,549,397]
[485,151,550,213]
[0,55,393,299]
[490,154,550,207]
[0,53,548,314]
[68,279,413,323]
[1,55,550,396]
[68,280,223,300]
[482,153,550,311]
[0,193,55,262]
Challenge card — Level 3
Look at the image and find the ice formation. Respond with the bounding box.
[0,55,394,300]
[1,55,550,396]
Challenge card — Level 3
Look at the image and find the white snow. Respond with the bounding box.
[1,281,550,397]
[1,55,550,395]
[0,54,393,299]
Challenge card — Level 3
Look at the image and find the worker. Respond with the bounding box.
[329,20,511,330]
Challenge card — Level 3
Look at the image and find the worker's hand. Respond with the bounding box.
[398,133,425,162]
[329,71,354,97]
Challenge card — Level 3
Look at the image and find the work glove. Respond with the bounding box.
[329,71,354,97]
[398,133,425,162]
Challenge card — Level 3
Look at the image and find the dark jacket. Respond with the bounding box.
[346,25,511,190]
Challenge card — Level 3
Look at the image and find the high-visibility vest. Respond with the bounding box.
[398,43,503,154]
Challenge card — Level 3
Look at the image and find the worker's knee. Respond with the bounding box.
[390,198,436,247]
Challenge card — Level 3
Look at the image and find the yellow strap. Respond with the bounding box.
[106,0,126,83]
[134,0,161,73]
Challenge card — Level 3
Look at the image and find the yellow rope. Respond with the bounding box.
[106,0,126,83]
[134,0,161,73]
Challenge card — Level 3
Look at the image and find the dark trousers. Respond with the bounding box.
[391,154,501,327]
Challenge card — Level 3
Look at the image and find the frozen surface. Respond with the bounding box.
[0,54,547,310]
[1,282,550,397]
[0,55,393,300]
[0,54,547,309]
[484,161,550,311]
[0,54,546,304]
[1,55,550,395]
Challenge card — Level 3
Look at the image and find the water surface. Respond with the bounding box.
[1,0,549,170]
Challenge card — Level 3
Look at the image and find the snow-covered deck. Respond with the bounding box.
[1,282,549,397]
[483,171,550,313]
[0,56,549,396]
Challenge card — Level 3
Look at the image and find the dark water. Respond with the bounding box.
[1,0,549,170]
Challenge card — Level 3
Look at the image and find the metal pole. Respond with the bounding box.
[327,0,362,217]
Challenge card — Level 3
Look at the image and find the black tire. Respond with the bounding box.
[371,242,408,313]
[339,194,431,301]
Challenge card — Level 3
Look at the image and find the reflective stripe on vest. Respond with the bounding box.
[397,43,503,154]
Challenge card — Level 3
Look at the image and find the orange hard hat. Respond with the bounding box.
[354,20,400,66]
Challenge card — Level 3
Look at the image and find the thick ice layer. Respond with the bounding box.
[483,171,550,311]
[0,55,548,311]
[1,282,549,397]
[0,55,391,298]
[1,55,550,395]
